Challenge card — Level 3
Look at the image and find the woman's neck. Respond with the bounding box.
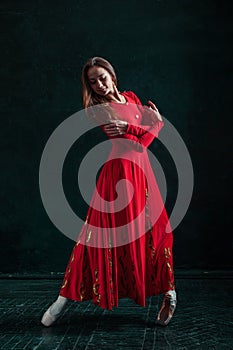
[108,90,126,103]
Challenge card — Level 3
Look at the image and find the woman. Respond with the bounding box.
[41,57,177,327]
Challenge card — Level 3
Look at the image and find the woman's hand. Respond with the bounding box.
[144,100,163,123]
[103,120,128,136]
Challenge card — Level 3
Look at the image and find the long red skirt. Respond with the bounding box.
[59,136,175,311]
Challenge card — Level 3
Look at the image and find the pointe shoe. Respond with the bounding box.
[156,290,177,326]
[41,301,66,327]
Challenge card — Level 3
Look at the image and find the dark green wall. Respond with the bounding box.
[1,0,232,273]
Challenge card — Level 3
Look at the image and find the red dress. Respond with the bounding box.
[59,91,175,310]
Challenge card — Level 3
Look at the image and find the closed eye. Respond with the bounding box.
[89,74,106,85]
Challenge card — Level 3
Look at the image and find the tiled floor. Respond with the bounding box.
[0,276,232,349]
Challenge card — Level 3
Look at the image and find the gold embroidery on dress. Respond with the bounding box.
[84,216,88,225]
[61,279,67,289]
[93,282,99,295]
[166,262,173,273]
[93,268,101,302]
[169,281,175,289]
[164,247,171,259]
[145,188,149,198]
[61,240,82,290]
[164,247,175,289]
[80,282,85,301]
[86,230,92,243]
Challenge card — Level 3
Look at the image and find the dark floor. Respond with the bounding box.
[0,274,233,350]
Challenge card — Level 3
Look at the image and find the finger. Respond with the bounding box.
[144,105,153,112]
[105,123,116,126]
[148,100,158,111]
[148,104,158,112]
[104,125,116,130]
[105,128,117,133]
[148,100,156,107]
[110,133,121,137]
[105,122,117,126]
[118,125,126,130]
[118,121,127,127]
[106,131,118,136]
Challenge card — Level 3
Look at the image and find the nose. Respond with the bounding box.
[96,79,103,88]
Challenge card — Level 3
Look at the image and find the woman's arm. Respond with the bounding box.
[100,124,144,152]
[126,119,164,148]
[103,91,165,148]
[126,91,164,147]
[102,119,164,150]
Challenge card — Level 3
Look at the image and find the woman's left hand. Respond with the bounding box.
[103,120,128,136]
[146,100,163,122]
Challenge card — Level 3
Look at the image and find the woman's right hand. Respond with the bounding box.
[103,120,128,137]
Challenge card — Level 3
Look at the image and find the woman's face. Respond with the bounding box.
[87,66,115,96]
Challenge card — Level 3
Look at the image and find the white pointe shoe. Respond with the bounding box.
[41,297,67,327]
[156,290,177,326]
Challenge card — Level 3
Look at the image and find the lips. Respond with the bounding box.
[97,88,107,93]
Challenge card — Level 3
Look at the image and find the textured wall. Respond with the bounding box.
[1,0,232,272]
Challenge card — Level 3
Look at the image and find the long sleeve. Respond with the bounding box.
[126,120,164,148]
[100,124,144,152]
[98,90,164,151]
[124,91,164,147]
